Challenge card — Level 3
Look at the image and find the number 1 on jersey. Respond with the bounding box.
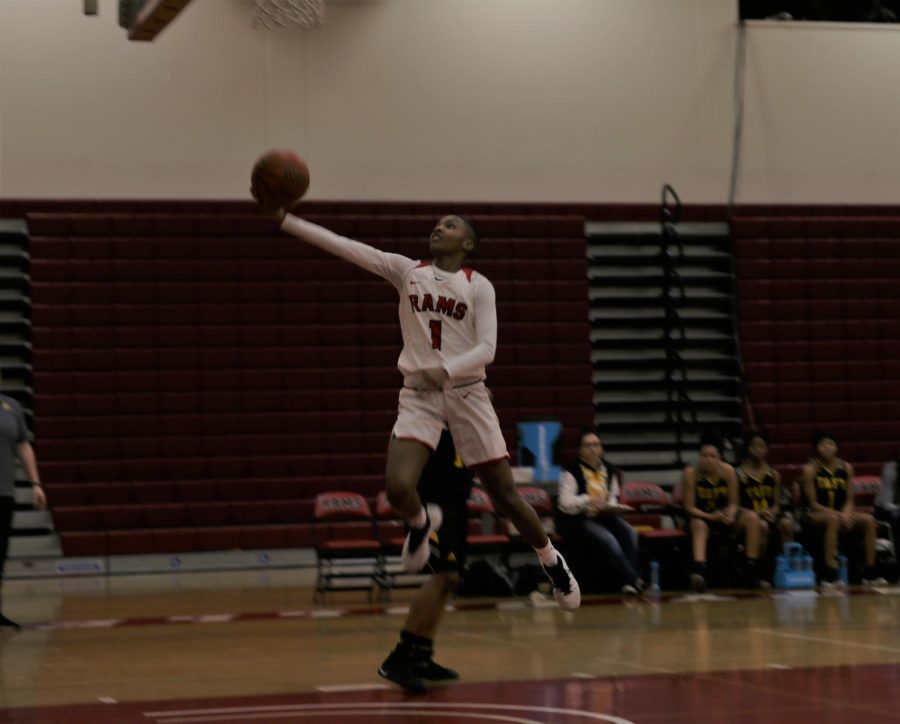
[429,320,442,350]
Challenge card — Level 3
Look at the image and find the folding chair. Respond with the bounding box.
[313,491,386,603]
[620,481,688,588]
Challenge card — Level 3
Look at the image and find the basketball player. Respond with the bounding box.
[378,429,469,694]
[801,431,886,589]
[681,434,765,592]
[260,207,579,610]
[737,431,796,551]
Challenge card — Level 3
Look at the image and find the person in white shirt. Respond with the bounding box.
[557,427,642,595]
[263,205,579,611]
[875,452,900,544]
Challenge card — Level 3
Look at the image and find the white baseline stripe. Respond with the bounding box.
[156,711,548,724]
[314,683,389,693]
[145,701,634,723]
[750,627,900,654]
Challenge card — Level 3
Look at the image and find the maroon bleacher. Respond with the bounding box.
[734,214,900,483]
[25,204,593,556]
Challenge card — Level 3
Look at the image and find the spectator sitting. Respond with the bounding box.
[682,433,767,592]
[557,427,644,596]
[874,449,900,544]
[801,430,887,590]
[737,431,798,560]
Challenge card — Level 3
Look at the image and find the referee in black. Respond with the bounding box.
[378,428,473,693]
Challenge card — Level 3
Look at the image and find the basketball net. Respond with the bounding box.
[252,0,325,30]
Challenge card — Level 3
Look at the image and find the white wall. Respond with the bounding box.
[9,1,900,205]
[0,0,738,202]
[739,20,900,204]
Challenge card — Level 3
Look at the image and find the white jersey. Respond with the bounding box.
[281,215,497,388]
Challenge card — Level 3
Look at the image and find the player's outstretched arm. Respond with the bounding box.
[442,275,497,383]
[280,212,415,288]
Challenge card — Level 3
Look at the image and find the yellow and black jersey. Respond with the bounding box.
[694,470,730,514]
[810,458,849,511]
[738,465,777,513]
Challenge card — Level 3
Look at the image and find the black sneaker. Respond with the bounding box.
[401,503,443,573]
[378,649,428,694]
[0,613,20,630]
[690,573,707,593]
[541,552,581,610]
[418,656,459,681]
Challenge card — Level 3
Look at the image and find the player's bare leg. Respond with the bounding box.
[386,438,443,572]
[735,510,768,589]
[477,460,548,547]
[405,571,460,640]
[690,517,710,592]
[385,438,431,518]
[477,459,580,610]
[379,571,461,694]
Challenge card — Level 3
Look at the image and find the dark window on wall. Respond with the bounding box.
[740,0,898,21]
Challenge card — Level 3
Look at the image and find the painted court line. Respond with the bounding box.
[750,628,900,655]
[145,701,634,724]
[314,683,390,693]
[17,588,895,635]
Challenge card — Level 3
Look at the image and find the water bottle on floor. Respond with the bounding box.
[648,560,661,600]
[838,555,849,588]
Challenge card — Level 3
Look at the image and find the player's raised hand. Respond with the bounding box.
[250,185,287,222]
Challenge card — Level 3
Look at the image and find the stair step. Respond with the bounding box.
[0,271,30,292]
[588,251,731,268]
[592,349,735,363]
[622,469,684,485]
[585,222,730,238]
[594,398,741,413]
[598,438,704,453]
[8,534,62,558]
[13,510,52,530]
[589,287,729,301]
[593,382,741,398]
[590,328,733,342]
[593,412,741,428]
[0,343,31,361]
[0,356,32,371]
[605,450,683,467]
[0,246,29,267]
[592,369,739,383]
[0,220,28,235]
[0,384,33,400]
[14,485,37,506]
[0,313,31,333]
[590,264,730,278]
[590,308,731,321]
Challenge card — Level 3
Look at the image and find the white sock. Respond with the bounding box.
[408,507,427,530]
[534,541,558,567]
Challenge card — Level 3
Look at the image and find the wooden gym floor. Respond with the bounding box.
[1,570,899,722]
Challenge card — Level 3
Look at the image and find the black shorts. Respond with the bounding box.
[0,496,13,576]
[421,481,471,575]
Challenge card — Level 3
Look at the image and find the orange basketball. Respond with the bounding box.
[251,150,310,212]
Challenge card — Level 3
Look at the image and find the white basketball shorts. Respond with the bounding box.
[392,382,509,467]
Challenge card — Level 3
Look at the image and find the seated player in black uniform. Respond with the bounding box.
[801,430,886,590]
[378,428,473,693]
[682,433,765,592]
[737,431,796,560]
